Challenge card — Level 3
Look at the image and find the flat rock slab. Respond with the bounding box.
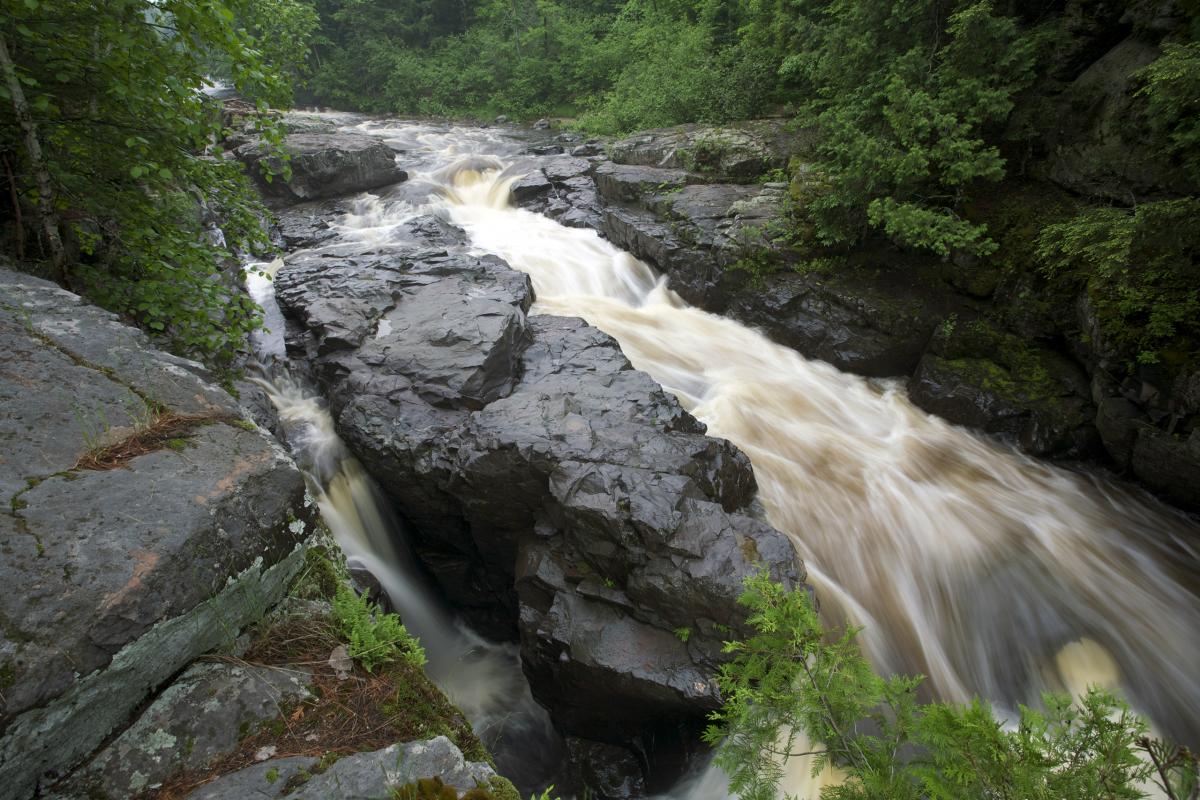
[187,736,499,800]
[0,268,314,799]
[607,120,799,178]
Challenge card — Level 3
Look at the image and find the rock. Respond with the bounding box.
[540,156,593,185]
[271,238,803,750]
[238,132,408,207]
[511,169,553,202]
[564,738,646,800]
[185,756,317,800]
[533,118,551,130]
[234,736,499,800]
[572,142,605,157]
[0,268,315,799]
[525,144,564,156]
[494,115,509,125]
[607,120,800,179]
[1095,395,1142,468]
[234,378,284,437]
[1039,37,1196,202]
[509,157,602,230]
[727,266,948,379]
[274,199,352,249]
[64,662,313,798]
[1131,427,1200,509]
[279,112,340,135]
[593,162,693,204]
[909,352,1096,457]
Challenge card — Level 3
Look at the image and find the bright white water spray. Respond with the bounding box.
[259,117,1200,799]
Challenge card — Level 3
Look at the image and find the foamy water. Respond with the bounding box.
[260,117,1200,798]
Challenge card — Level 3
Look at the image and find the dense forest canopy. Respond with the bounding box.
[3,0,1196,381]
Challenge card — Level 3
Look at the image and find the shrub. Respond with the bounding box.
[706,573,1198,800]
[1036,199,1200,370]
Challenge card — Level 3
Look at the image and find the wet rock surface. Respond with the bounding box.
[271,215,803,751]
[0,269,314,798]
[238,131,408,207]
[606,120,798,179]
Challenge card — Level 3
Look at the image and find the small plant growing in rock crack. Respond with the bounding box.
[332,585,426,672]
[674,626,692,643]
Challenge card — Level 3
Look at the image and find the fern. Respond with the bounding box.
[332,585,426,672]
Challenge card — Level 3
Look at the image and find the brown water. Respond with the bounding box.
[267,118,1200,797]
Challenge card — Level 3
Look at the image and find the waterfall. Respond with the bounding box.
[247,247,562,794]
[254,117,1200,799]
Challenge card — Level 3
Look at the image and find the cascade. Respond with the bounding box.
[255,117,1200,798]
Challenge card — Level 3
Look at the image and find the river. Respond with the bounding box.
[254,117,1200,798]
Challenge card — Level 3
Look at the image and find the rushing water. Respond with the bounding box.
[257,117,1200,798]
[247,248,563,794]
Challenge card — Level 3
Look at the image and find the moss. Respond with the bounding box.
[739,536,761,564]
[380,660,491,766]
[166,438,189,452]
[488,776,521,800]
[312,751,343,774]
[392,776,520,800]
[282,769,313,793]
[0,660,15,689]
[290,547,344,600]
[265,767,280,784]
[231,418,257,432]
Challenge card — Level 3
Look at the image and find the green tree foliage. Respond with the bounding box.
[1138,41,1200,182]
[1037,199,1200,369]
[332,584,427,672]
[784,1,1043,256]
[706,574,1200,800]
[305,0,776,126]
[0,0,309,372]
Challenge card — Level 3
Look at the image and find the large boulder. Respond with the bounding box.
[238,132,408,207]
[61,662,314,798]
[595,193,950,378]
[271,226,803,750]
[908,318,1097,458]
[1037,36,1196,201]
[0,268,315,799]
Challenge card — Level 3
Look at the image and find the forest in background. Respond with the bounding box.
[299,0,1199,379]
[1,0,1196,384]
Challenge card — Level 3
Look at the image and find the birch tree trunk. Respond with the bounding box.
[0,32,65,279]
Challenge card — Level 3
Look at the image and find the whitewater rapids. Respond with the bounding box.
[273,118,1200,797]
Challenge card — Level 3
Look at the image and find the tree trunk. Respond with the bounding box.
[0,32,66,279]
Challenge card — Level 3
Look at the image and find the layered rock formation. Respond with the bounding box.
[238,130,408,208]
[0,268,317,798]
